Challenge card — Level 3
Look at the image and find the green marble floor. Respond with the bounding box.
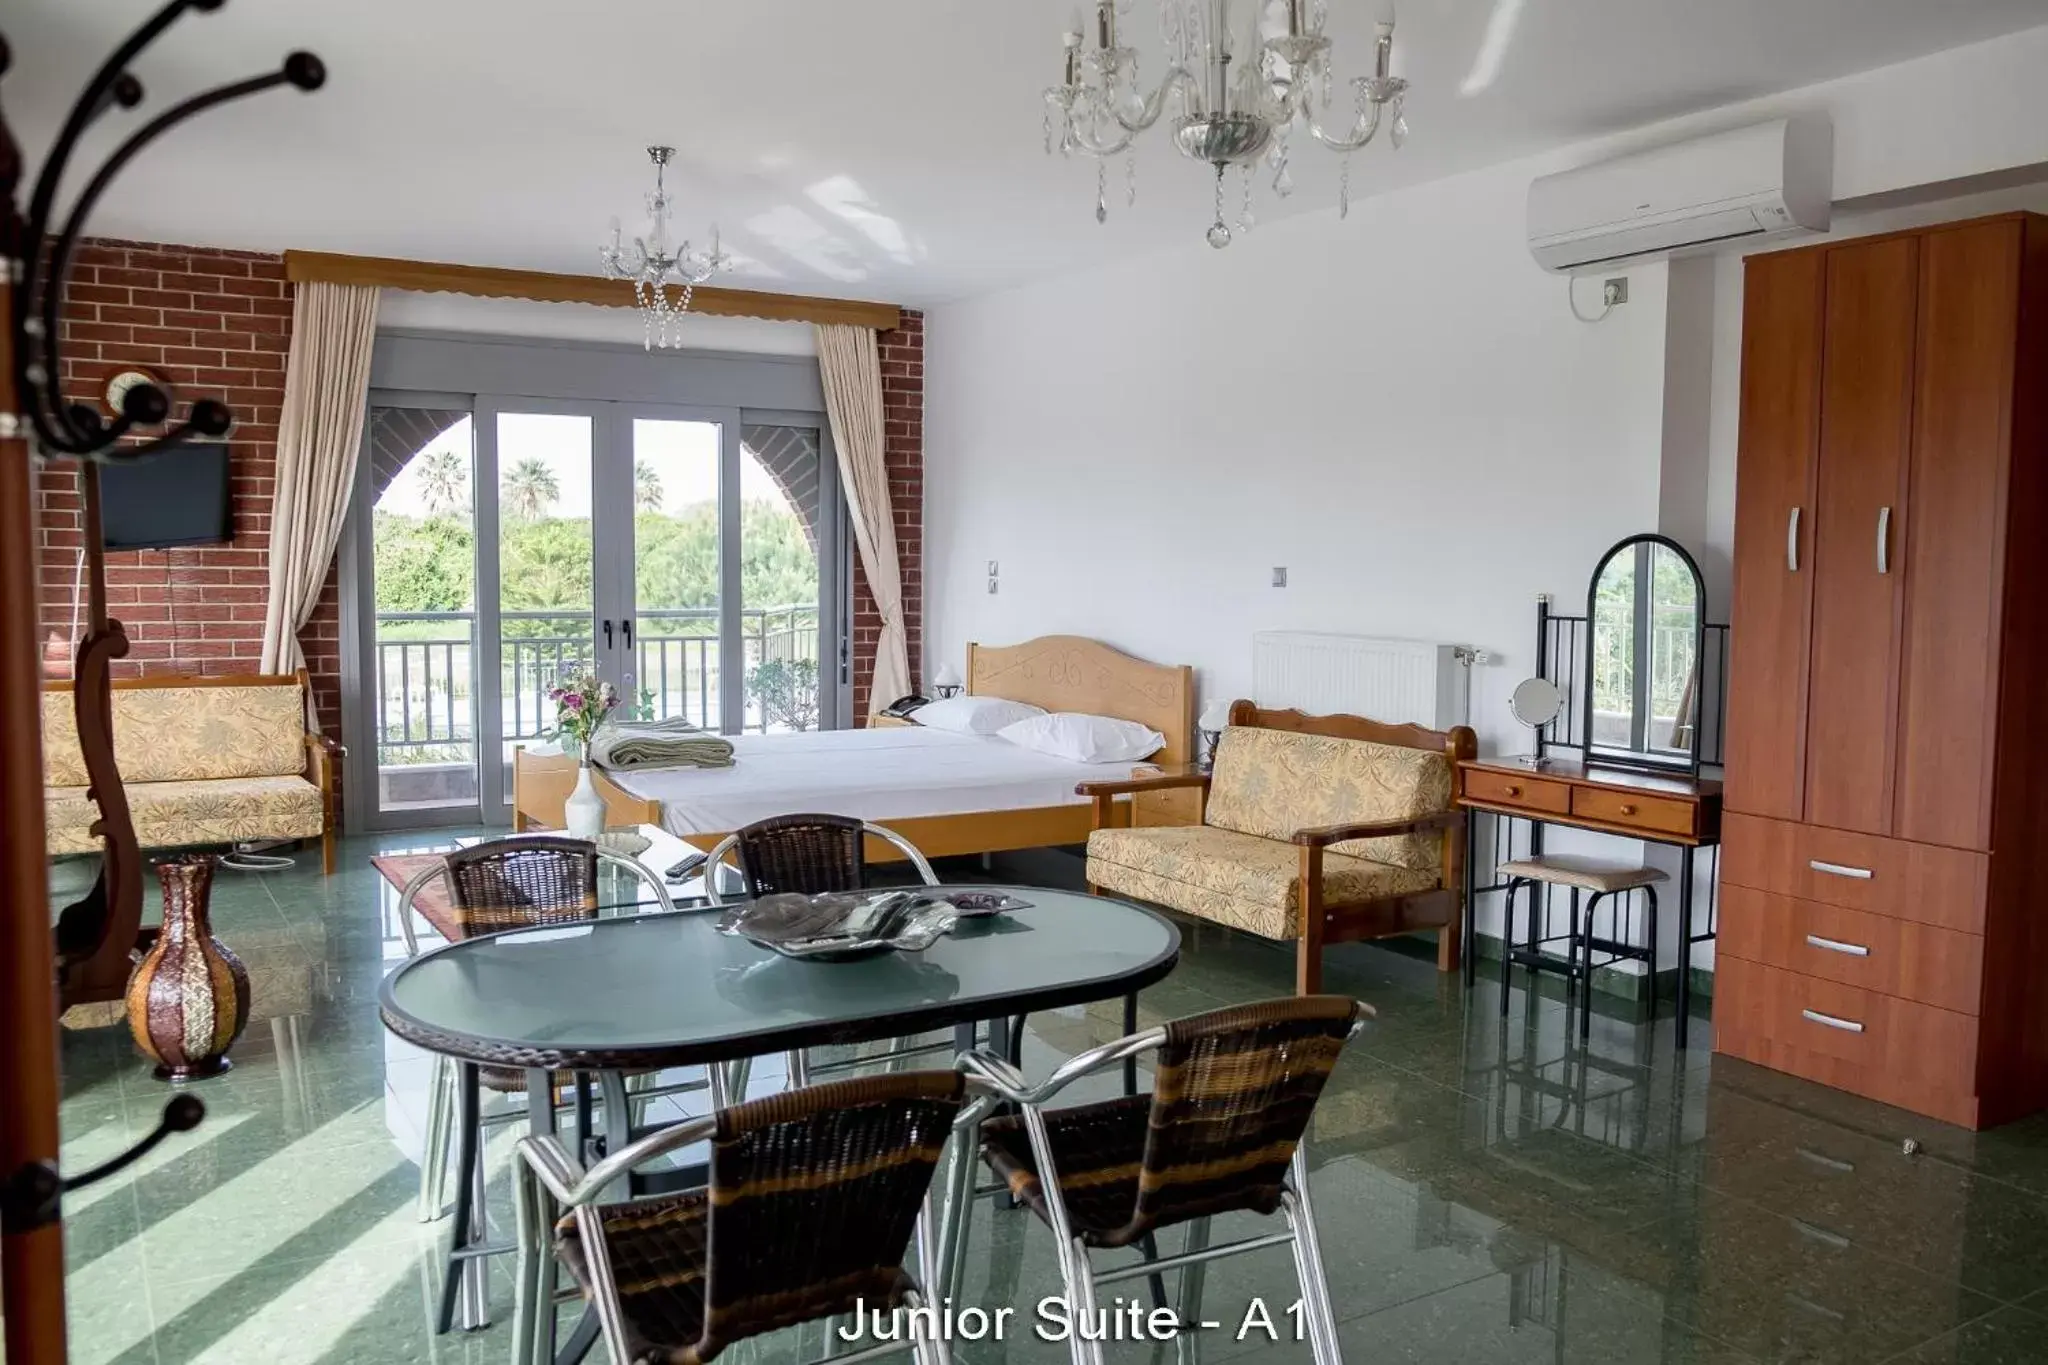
[48,832,2048,1365]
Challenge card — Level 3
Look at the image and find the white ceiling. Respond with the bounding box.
[8,0,2046,306]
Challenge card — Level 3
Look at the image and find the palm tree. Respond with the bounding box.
[415,448,467,518]
[502,458,560,520]
[634,460,664,512]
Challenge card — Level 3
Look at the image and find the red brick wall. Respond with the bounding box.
[852,311,924,718]
[35,239,344,740]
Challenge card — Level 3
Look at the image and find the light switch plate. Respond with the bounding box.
[987,577,999,595]
[1272,567,1288,588]
[986,560,999,577]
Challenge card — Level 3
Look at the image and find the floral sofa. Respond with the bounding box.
[1080,702,1475,993]
[43,671,341,874]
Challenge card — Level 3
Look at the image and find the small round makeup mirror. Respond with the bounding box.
[1509,676,1564,766]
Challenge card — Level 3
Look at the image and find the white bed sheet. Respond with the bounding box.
[604,725,1143,835]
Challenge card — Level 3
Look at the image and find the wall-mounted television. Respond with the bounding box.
[98,443,232,551]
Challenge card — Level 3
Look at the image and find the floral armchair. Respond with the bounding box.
[1080,701,1475,993]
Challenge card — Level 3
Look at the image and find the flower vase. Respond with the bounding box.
[126,855,250,1081]
[565,757,607,842]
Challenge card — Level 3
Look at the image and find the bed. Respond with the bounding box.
[510,635,1197,859]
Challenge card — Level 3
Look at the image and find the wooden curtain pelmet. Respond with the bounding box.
[283,250,903,332]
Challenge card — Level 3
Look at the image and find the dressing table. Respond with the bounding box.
[1457,536,1728,1044]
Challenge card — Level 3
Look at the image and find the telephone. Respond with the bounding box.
[879,694,931,719]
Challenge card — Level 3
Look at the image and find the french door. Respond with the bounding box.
[348,392,843,829]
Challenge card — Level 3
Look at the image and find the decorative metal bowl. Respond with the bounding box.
[716,889,1029,962]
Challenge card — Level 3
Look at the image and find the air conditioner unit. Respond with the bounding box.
[1528,116,1832,273]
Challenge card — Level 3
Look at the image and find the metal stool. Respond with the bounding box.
[1497,855,1667,1038]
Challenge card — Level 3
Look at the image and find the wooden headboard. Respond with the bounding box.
[965,636,1197,767]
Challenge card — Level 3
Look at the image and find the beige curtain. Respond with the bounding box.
[259,282,380,698]
[816,322,911,714]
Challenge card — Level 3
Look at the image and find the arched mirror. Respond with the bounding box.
[1582,534,1707,774]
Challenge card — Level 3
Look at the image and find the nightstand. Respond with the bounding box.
[866,715,918,729]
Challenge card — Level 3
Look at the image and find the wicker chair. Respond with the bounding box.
[938,996,1368,1365]
[514,1072,970,1365]
[704,815,995,1091]
[395,836,700,1334]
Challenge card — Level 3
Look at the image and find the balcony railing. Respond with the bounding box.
[373,605,819,770]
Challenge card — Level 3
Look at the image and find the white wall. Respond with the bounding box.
[924,22,2048,970]
[926,154,1672,755]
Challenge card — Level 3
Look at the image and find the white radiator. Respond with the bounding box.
[1251,632,1471,730]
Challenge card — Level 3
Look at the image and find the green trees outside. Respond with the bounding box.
[373,457,824,738]
[372,499,820,625]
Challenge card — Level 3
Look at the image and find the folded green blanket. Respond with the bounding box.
[587,716,736,771]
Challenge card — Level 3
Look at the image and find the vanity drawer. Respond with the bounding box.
[1568,785,1697,838]
[1713,955,1981,1126]
[1461,768,1572,815]
[1721,813,1988,934]
[1718,886,1983,1016]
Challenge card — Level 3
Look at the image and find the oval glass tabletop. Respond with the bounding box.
[378,885,1180,1071]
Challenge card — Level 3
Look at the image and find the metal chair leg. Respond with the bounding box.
[1643,885,1661,1025]
[1286,1149,1343,1365]
[511,1155,539,1365]
[1065,1237,1109,1365]
[1174,1216,1212,1330]
[1499,878,1520,1014]
[938,1115,982,1304]
[417,1054,451,1222]
[1579,892,1604,1041]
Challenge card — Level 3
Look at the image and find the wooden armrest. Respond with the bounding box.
[1292,811,1458,848]
[1074,771,1212,798]
[305,734,345,758]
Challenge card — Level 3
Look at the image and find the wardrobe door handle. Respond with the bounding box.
[1805,934,1870,958]
[1802,1008,1865,1034]
[1808,859,1872,880]
[1876,506,1891,575]
[1787,506,1801,572]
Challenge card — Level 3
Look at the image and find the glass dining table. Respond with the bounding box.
[377,882,1181,1363]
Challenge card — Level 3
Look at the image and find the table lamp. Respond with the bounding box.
[1198,699,1233,770]
[933,661,964,698]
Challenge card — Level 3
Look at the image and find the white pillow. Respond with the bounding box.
[998,711,1166,764]
[912,694,1047,736]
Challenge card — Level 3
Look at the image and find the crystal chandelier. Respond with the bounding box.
[600,145,732,349]
[1044,0,1411,247]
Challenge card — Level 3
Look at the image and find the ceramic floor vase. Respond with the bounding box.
[127,854,250,1081]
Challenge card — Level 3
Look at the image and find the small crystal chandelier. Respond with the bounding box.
[1044,0,1411,247]
[600,145,732,349]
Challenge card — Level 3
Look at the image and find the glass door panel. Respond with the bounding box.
[628,417,727,730]
[366,404,478,816]
[493,411,597,800]
[739,424,825,732]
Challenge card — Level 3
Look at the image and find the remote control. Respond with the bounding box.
[664,852,708,882]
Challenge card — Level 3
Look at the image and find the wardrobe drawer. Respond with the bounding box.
[1721,813,1988,934]
[1718,886,1983,1016]
[1460,768,1572,816]
[1713,955,1981,1127]
[1569,785,1698,838]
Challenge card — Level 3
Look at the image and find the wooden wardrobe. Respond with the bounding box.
[1718,212,2048,1129]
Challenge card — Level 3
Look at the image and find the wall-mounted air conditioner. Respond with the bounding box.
[1528,115,1832,273]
